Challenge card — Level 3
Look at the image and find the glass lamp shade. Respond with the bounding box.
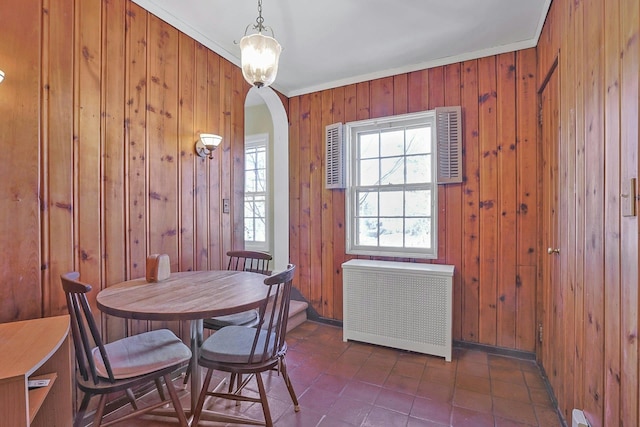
[240,33,282,88]
[200,133,222,150]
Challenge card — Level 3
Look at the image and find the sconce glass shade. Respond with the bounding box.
[240,33,281,88]
[0,70,4,84]
[195,133,222,159]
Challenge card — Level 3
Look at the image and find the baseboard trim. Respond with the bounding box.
[452,339,536,360]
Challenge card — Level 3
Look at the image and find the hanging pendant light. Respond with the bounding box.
[239,0,282,88]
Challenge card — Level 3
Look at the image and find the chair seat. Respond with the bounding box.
[204,309,258,329]
[200,325,276,364]
[92,329,191,380]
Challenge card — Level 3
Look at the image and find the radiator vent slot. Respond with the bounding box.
[342,259,454,361]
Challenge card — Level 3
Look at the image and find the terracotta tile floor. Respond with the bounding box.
[101,321,563,426]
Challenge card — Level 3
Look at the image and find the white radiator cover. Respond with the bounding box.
[342,259,454,361]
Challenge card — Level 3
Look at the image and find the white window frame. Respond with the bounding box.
[244,133,270,252]
[345,110,438,259]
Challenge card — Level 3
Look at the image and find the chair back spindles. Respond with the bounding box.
[61,272,116,385]
[226,250,272,275]
[251,264,295,364]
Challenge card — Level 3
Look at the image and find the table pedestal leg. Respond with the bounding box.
[190,319,203,413]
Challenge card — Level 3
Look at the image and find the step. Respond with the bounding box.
[287,300,308,332]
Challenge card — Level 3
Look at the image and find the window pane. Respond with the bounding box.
[380,157,404,185]
[245,150,257,168]
[406,126,431,154]
[406,154,431,184]
[379,218,403,247]
[358,191,378,216]
[360,158,379,186]
[244,221,254,241]
[380,129,404,157]
[358,218,378,246]
[256,149,266,169]
[254,217,266,242]
[257,169,266,191]
[379,191,403,216]
[359,132,379,159]
[405,218,431,248]
[245,170,255,192]
[406,189,431,216]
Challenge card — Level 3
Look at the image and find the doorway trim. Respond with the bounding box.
[247,87,289,271]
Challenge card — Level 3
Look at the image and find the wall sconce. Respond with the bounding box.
[195,133,222,159]
[0,70,5,84]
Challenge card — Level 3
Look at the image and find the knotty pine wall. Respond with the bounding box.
[536,0,639,426]
[2,0,541,355]
[0,0,249,341]
[287,49,539,352]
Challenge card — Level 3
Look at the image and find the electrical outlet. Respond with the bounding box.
[223,198,230,214]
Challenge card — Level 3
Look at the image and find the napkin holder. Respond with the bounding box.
[146,254,170,282]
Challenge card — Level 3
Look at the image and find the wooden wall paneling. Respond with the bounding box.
[515,48,538,351]
[331,85,347,321]
[393,74,408,115]
[560,1,578,404]
[572,0,586,413]
[583,0,606,424]
[309,92,323,309]
[356,81,370,122]
[125,3,150,335]
[407,70,429,113]
[619,0,639,424]
[477,56,498,345]
[602,0,621,423]
[427,68,446,264]
[288,95,301,291]
[177,34,196,273]
[461,60,480,342]
[321,89,334,318]
[76,0,103,312]
[193,44,209,271]
[206,51,222,270]
[147,16,179,334]
[297,94,312,300]
[218,58,233,264]
[103,0,127,342]
[0,0,42,323]
[443,63,463,340]
[125,2,149,285]
[496,52,517,349]
[44,0,75,317]
[176,34,196,343]
[370,77,394,119]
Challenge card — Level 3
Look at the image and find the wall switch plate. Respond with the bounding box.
[223,198,230,214]
[621,178,637,217]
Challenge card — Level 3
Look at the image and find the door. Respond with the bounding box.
[539,64,564,408]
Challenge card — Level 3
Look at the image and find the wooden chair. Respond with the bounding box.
[191,264,299,427]
[61,272,191,427]
[204,250,273,330]
[183,250,272,386]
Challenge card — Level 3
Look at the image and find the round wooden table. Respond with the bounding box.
[97,270,269,421]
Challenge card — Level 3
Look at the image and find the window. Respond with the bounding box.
[244,134,269,251]
[345,111,437,259]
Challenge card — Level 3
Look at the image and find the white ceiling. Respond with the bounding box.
[131,0,551,98]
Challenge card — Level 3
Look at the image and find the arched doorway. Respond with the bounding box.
[245,87,289,271]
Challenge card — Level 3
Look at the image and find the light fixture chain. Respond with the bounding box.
[255,0,265,32]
